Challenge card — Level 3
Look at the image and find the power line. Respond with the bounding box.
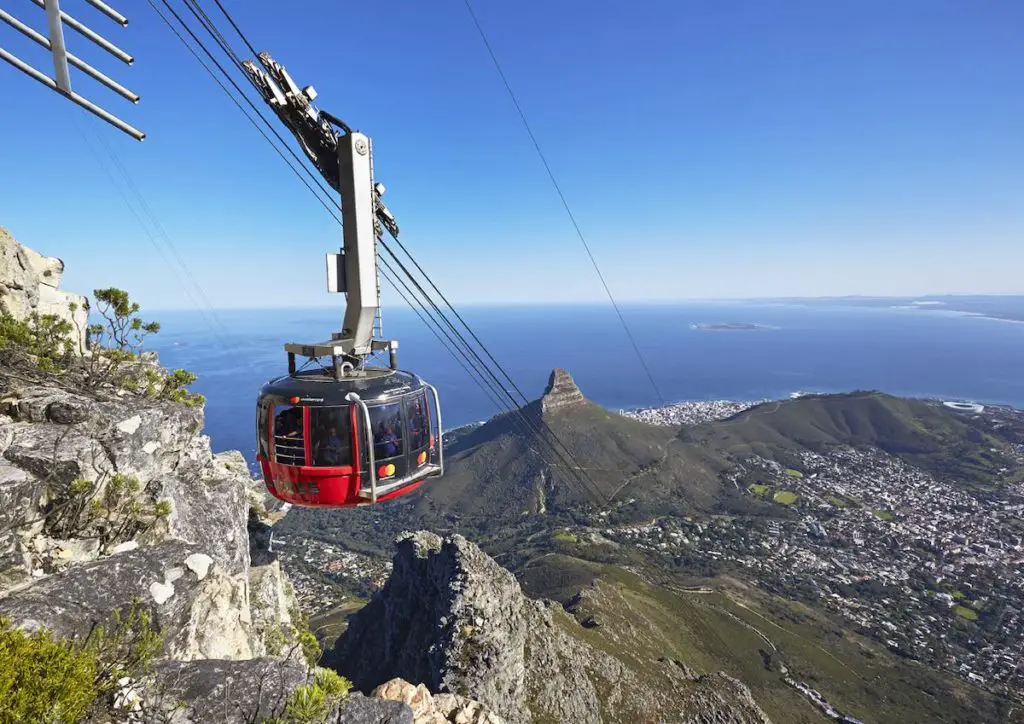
[460,0,665,406]
[70,115,228,344]
[147,0,341,222]
[88,122,233,342]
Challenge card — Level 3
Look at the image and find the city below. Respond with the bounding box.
[275,394,1024,702]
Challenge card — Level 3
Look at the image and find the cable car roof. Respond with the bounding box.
[259,367,426,406]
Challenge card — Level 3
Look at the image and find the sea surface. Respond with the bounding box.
[147,301,1024,470]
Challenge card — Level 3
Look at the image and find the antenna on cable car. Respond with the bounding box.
[0,0,143,140]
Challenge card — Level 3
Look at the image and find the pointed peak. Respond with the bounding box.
[541,368,585,413]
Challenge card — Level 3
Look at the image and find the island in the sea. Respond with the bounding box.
[691,322,769,331]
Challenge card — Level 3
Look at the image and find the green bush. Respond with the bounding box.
[1,286,204,408]
[269,669,352,724]
[0,617,98,723]
[0,311,75,372]
[0,600,162,723]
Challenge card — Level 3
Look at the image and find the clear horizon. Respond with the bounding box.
[138,292,1024,313]
[2,1,1022,311]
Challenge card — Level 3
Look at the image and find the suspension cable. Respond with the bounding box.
[179,0,608,501]
[460,0,665,406]
[150,0,610,503]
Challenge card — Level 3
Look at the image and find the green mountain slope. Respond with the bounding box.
[520,555,1015,724]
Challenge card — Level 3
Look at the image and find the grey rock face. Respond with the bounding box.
[0,225,88,353]
[331,532,774,724]
[144,657,308,723]
[0,539,257,659]
[540,368,585,414]
[336,693,415,724]
[144,660,413,724]
[3,422,113,486]
[331,532,531,722]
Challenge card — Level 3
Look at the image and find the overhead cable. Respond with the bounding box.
[460,0,666,406]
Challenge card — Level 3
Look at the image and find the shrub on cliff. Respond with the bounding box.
[269,668,352,724]
[0,311,75,373]
[0,600,162,723]
[0,286,204,407]
[46,473,174,555]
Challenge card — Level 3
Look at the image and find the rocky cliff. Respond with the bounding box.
[0,225,88,354]
[0,228,431,723]
[540,368,585,415]
[329,532,773,724]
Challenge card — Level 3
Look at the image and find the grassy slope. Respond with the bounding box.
[519,555,1014,724]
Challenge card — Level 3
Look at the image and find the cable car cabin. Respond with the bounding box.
[256,368,443,507]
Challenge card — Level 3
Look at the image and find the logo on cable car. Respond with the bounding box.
[287,396,324,404]
[377,463,396,478]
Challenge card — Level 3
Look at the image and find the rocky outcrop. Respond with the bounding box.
[540,368,585,414]
[0,225,87,354]
[373,678,505,724]
[330,532,773,724]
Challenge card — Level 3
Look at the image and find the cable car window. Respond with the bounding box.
[257,402,269,459]
[406,393,429,451]
[368,402,403,460]
[310,407,352,467]
[272,404,305,465]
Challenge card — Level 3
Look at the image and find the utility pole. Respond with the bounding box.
[0,0,143,139]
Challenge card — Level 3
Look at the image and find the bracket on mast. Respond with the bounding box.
[251,54,398,379]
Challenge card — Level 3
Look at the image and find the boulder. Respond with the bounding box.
[373,678,505,724]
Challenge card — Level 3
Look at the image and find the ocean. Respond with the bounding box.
[148,301,1024,470]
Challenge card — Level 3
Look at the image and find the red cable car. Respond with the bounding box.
[256,368,443,507]
[248,56,445,507]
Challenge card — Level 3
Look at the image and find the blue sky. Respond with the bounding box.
[1,0,1022,310]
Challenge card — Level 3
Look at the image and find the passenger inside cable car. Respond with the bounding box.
[311,406,351,467]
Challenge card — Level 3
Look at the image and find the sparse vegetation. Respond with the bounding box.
[953,605,978,621]
[290,606,322,668]
[783,468,804,478]
[264,623,287,657]
[47,472,173,555]
[873,509,894,521]
[748,484,769,497]
[826,495,848,507]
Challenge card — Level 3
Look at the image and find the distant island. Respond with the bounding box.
[691,322,769,331]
